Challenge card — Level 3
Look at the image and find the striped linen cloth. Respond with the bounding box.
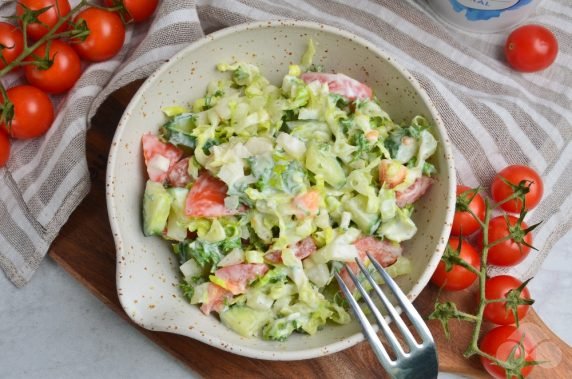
[0,0,570,287]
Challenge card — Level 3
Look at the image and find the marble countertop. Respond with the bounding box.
[2,231,570,379]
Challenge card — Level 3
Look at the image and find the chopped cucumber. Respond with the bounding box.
[143,180,172,236]
[220,306,272,337]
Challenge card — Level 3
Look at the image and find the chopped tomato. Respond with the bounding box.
[264,237,317,264]
[354,236,402,266]
[300,72,372,100]
[141,133,182,182]
[199,283,232,315]
[396,176,433,207]
[340,236,402,292]
[292,190,320,219]
[213,264,269,295]
[168,157,192,188]
[185,171,238,217]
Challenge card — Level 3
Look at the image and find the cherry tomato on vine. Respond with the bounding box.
[24,40,81,94]
[505,24,558,72]
[483,275,532,325]
[103,0,159,22]
[451,185,485,236]
[491,165,543,213]
[0,129,10,167]
[480,325,535,378]
[0,85,54,139]
[72,7,125,62]
[430,237,480,291]
[16,0,71,41]
[478,215,533,267]
[0,23,24,71]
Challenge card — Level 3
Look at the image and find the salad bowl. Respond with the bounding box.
[106,20,456,360]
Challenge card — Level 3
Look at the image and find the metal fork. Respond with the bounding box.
[335,253,438,379]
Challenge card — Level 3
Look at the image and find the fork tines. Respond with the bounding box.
[335,253,438,379]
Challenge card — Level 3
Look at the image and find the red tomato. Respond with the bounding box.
[0,129,10,167]
[339,236,403,293]
[264,237,317,264]
[483,275,531,325]
[0,23,24,71]
[491,165,543,213]
[354,236,402,266]
[300,72,372,100]
[480,325,535,378]
[395,176,433,207]
[505,25,558,72]
[185,171,239,217]
[431,237,480,291]
[16,0,71,40]
[103,0,159,22]
[141,133,183,182]
[213,263,269,295]
[451,185,485,236]
[72,7,125,62]
[167,157,192,188]
[199,283,232,315]
[479,215,533,267]
[24,40,81,94]
[0,85,54,139]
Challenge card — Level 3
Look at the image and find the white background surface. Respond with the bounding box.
[1,230,570,378]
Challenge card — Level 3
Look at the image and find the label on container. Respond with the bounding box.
[456,0,520,10]
[449,0,534,21]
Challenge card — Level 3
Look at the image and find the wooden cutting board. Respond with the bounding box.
[48,81,571,378]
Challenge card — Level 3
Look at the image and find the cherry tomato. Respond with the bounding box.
[72,7,125,62]
[491,165,543,213]
[0,85,54,139]
[0,129,10,167]
[480,325,535,378]
[16,0,71,41]
[505,25,558,72]
[0,23,24,71]
[300,72,372,100]
[430,237,480,291]
[451,185,485,236]
[103,0,159,22]
[483,275,531,325]
[24,40,81,94]
[478,215,533,267]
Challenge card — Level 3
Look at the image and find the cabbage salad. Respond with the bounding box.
[141,41,438,341]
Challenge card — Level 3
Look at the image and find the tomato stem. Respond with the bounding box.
[0,0,89,78]
[483,298,507,304]
[491,189,521,208]
[455,311,479,322]
[451,254,480,276]
[464,198,491,358]
[466,206,486,229]
[484,234,512,250]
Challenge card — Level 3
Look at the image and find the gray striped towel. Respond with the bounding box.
[1,0,570,287]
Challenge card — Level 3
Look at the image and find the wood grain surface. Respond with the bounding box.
[48,82,571,378]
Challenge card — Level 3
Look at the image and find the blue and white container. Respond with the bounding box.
[427,0,540,33]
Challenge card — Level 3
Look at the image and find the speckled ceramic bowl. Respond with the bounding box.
[106,20,456,360]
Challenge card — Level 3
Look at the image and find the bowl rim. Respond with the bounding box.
[107,19,456,361]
